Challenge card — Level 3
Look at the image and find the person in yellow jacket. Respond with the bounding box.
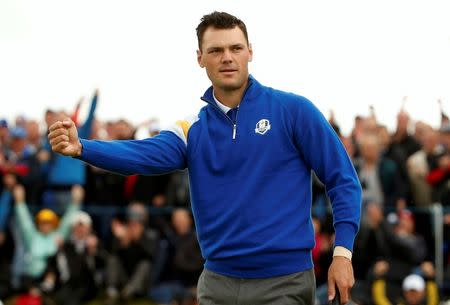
[372,261,439,305]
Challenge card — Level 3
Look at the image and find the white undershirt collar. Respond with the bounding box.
[213,91,238,114]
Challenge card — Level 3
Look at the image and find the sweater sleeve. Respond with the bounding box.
[79,130,187,176]
[293,97,361,251]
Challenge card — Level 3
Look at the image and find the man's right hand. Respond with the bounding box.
[48,118,82,157]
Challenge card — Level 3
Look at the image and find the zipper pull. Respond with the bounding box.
[232,124,237,139]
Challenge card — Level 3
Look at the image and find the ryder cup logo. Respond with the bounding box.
[255,119,271,135]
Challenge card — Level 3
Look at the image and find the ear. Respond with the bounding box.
[248,43,253,62]
[197,50,204,68]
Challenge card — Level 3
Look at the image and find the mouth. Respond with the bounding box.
[219,69,238,76]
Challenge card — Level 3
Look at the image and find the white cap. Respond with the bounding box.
[402,274,425,291]
[72,211,92,227]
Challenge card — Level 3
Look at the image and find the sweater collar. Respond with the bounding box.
[201,74,262,106]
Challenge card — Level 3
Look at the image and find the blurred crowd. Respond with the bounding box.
[313,104,450,305]
[0,92,449,305]
[0,91,199,305]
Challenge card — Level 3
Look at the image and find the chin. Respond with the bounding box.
[216,79,245,92]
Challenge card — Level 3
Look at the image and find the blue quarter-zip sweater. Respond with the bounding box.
[78,76,361,278]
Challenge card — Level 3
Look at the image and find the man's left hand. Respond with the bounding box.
[328,256,355,304]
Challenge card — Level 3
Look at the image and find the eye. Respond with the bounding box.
[232,46,243,51]
[208,49,220,54]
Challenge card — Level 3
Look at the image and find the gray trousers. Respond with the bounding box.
[197,268,315,305]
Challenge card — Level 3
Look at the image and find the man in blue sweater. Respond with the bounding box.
[48,12,361,305]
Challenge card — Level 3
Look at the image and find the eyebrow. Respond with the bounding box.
[206,46,222,52]
[205,43,246,52]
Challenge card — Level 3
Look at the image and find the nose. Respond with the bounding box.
[221,49,233,64]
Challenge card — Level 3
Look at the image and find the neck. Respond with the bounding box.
[213,78,249,108]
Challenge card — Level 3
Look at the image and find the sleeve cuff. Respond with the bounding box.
[78,139,86,159]
[334,222,358,251]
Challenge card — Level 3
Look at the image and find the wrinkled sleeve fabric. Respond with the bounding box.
[292,96,362,251]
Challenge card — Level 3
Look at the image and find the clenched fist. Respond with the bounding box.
[48,118,82,157]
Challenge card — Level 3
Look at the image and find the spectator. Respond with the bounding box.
[1,127,41,204]
[4,94,450,301]
[348,204,428,305]
[355,133,406,209]
[151,208,203,305]
[42,211,107,305]
[407,127,442,206]
[0,119,9,150]
[103,119,172,207]
[165,171,191,208]
[388,110,422,202]
[362,208,428,277]
[13,184,82,289]
[427,123,450,204]
[353,202,393,275]
[171,209,203,288]
[391,110,422,160]
[378,124,410,198]
[393,209,428,264]
[109,119,135,141]
[26,120,43,152]
[105,202,159,304]
[42,91,98,213]
[372,263,439,305]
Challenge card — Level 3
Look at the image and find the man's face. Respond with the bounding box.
[197,26,253,92]
[73,223,90,240]
[360,136,380,163]
[38,221,55,235]
[404,289,425,305]
[172,209,192,236]
[10,137,26,153]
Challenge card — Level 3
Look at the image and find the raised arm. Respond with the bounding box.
[48,118,187,176]
[57,185,83,239]
[13,184,37,247]
[78,89,98,139]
